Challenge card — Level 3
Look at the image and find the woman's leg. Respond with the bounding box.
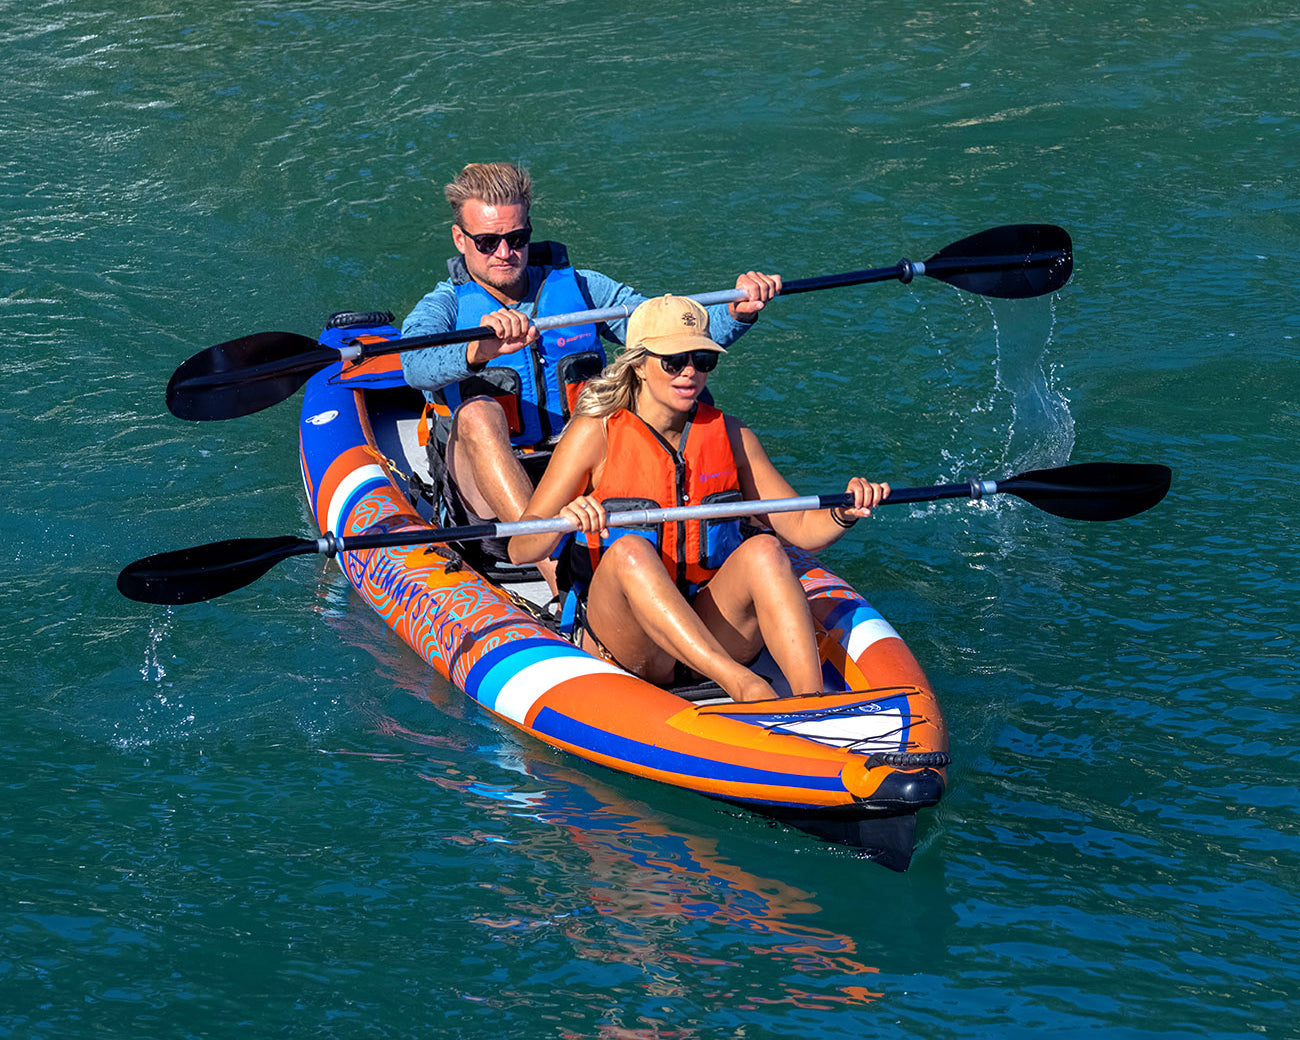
[583,536,777,702]
[693,534,824,696]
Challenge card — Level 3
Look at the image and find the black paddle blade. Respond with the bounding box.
[1001,462,1171,522]
[924,224,1073,299]
[118,536,315,605]
[166,331,331,421]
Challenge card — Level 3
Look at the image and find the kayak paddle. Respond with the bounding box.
[118,461,1166,605]
[166,223,1072,422]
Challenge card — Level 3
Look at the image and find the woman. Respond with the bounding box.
[509,294,889,703]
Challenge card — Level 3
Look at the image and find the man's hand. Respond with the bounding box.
[729,270,783,323]
[466,307,538,365]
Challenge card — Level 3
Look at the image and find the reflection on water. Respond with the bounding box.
[318,594,891,1018]
[331,713,887,1017]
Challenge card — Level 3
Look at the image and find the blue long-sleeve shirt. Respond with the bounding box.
[399,265,754,397]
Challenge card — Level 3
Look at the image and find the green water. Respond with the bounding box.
[4,2,1297,1036]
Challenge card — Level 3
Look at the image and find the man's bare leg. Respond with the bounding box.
[444,397,560,595]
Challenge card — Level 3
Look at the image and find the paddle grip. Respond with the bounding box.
[880,481,993,507]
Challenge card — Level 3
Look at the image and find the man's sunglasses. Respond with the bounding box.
[457,223,532,254]
[651,350,720,375]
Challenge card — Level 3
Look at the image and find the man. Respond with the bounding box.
[400,162,780,593]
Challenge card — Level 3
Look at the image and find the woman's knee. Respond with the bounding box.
[588,537,680,614]
[731,532,795,575]
[599,535,664,579]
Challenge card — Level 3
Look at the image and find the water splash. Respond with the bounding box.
[916,292,1074,486]
[986,295,1075,474]
[139,611,172,683]
[111,610,196,749]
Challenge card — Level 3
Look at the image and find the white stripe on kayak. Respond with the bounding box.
[846,616,900,661]
[328,463,387,535]
[771,706,907,749]
[492,655,628,725]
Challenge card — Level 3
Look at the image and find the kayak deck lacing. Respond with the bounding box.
[755,705,945,760]
[862,750,951,770]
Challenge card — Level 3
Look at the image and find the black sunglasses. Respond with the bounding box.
[652,350,720,375]
[457,223,532,255]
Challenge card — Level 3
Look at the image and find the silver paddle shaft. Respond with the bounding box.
[320,492,855,555]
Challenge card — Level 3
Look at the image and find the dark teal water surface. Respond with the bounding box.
[4,2,1297,1037]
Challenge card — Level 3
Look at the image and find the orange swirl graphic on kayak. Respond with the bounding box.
[337,529,551,689]
[345,485,416,535]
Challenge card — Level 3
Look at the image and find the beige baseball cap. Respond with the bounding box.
[626,294,726,355]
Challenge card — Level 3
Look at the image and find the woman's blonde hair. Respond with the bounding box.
[572,344,648,419]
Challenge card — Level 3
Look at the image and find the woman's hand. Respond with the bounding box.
[559,494,608,537]
[833,477,891,526]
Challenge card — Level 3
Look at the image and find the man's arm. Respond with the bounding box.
[399,283,478,392]
[576,269,769,348]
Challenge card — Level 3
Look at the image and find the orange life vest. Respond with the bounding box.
[565,403,744,594]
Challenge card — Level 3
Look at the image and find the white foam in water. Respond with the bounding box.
[139,612,171,683]
[986,295,1076,473]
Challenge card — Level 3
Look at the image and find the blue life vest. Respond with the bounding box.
[437,243,604,448]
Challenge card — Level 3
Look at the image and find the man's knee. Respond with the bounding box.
[452,396,511,449]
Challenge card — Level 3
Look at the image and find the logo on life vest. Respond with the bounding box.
[698,470,734,483]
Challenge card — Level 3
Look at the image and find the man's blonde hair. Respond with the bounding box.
[443,162,532,225]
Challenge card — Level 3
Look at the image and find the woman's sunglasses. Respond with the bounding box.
[457,224,532,254]
[652,350,720,375]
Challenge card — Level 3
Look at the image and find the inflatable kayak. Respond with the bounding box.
[298,312,950,870]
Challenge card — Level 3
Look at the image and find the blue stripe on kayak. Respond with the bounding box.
[467,637,593,709]
[821,597,885,634]
[819,599,886,690]
[337,475,388,531]
[530,706,845,794]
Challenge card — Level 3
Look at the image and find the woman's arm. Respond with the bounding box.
[508,417,609,564]
[731,419,889,553]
